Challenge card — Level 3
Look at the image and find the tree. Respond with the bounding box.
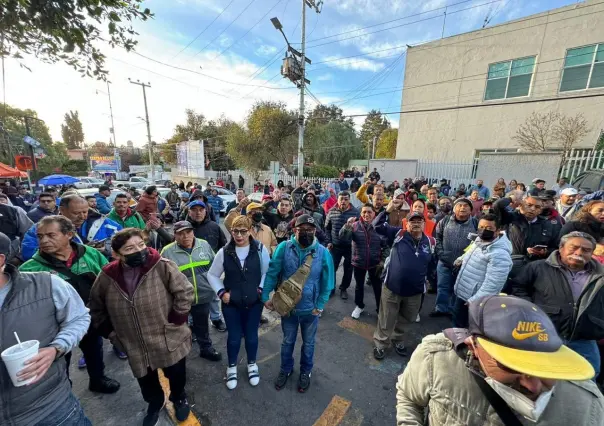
[596,130,604,151]
[226,101,298,173]
[165,109,236,170]
[375,128,398,159]
[306,104,354,128]
[513,111,560,152]
[61,159,89,175]
[305,121,363,168]
[61,110,85,149]
[88,141,114,157]
[359,110,390,157]
[1,1,152,79]
[554,113,590,170]
[118,151,142,172]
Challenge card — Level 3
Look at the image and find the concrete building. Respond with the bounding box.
[396,0,604,162]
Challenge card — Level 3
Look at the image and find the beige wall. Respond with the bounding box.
[396,0,604,162]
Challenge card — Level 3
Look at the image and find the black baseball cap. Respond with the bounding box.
[469,295,594,380]
[173,221,194,233]
[295,214,317,228]
[408,212,425,221]
[0,232,12,257]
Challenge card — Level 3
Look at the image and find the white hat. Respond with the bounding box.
[561,188,578,196]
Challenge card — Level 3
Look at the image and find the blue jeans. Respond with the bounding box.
[35,393,91,426]
[222,302,263,366]
[567,339,601,378]
[435,261,454,313]
[210,294,222,321]
[280,314,319,374]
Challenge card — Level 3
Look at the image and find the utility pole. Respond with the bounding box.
[272,0,322,179]
[129,79,154,180]
[107,81,117,147]
[372,135,377,159]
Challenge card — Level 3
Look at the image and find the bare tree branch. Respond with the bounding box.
[513,111,560,151]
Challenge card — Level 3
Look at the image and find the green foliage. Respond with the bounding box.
[596,131,604,151]
[88,141,113,156]
[1,0,153,78]
[375,128,398,159]
[226,101,297,173]
[60,159,89,175]
[37,142,69,176]
[119,151,143,172]
[305,164,340,178]
[306,104,354,128]
[61,110,85,149]
[305,120,363,168]
[164,109,236,170]
[359,110,390,156]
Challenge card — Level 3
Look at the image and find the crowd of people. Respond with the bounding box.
[1,172,604,426]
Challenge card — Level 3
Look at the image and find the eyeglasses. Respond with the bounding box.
[232,229,249,236]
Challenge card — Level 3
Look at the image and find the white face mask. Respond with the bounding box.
[485,376,555,423]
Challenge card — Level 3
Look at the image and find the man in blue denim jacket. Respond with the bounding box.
[262,214,334,393]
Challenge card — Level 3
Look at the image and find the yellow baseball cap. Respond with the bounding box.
[470,295,595,381]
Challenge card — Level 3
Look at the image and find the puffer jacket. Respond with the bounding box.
[454,233,513,303]
[325,204,359,247]
[434,215,477,267]
[338,219,384,269]
[396,332,604,426]
[161,238,215,305]
[94,193,111,214]
[512,251,604,342]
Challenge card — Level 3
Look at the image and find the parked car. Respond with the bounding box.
[112,176,152,189]
[73,180,92,189]
[572,169,604,193]
[77,177,105,188]
[204,186,236,213]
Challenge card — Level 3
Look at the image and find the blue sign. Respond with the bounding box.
[23,136,41,148]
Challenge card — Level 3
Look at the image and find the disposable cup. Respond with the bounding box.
[1,340,40,387]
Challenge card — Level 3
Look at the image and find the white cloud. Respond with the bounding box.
[317,73,334,81]
[255,44,278,57]
[3,30,299,146]
[321,55,384,72]
[334,0,409,18]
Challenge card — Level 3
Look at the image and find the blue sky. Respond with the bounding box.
[5,0,583,145]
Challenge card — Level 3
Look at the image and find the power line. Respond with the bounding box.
[306,0,502,49]
[212,0,285,61]
[193,0,258,58]
[172,0,237,59]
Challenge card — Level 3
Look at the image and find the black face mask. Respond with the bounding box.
[541,208,552,216]
[440,204,452,213]
[124,248,149,267]
[297,232,315,247]
[477,184,482,188]
[477,228,496,242]
[252,212,263,223]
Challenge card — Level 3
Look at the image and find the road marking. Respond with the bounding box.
[313,395,351,426]
[158,369,201,426]
[257,350,280,364]
[337,316,375,342]
[259,317,281,337]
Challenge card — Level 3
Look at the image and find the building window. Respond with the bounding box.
[560,44,604,92]
[484,56,535,101]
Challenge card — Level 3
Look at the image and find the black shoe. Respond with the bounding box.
[89,376,120,394]
[373,347,385,360]
[173,398,190,422]
[394,343,407,357]
[212,319,227,332]
[260,315,269,324]
[330,289,335,298]
[340,289,348,300]
[142,405,162,426]
[274,370,291,390]
[298,372,311,393]
[200,347,222,362]
[428,310,451,318]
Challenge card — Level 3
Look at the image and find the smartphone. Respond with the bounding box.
[533,245,548,250]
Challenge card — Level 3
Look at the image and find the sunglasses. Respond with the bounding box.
[232,229,249,236]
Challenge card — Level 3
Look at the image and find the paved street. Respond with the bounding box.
[71,264,450,426]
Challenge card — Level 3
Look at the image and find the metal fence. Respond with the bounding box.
[416,158,478,191]
[559,149,604,181]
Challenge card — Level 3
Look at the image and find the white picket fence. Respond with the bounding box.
[559,149,604,181]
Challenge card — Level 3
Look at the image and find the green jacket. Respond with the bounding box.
[161,238,215,305]
[107,208,146,229]
[19,243,108,303]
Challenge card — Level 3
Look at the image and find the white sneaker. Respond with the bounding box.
[226,366,238,390]
[351,306,364,319]
[248,363,260,386]
[415,313,421,323]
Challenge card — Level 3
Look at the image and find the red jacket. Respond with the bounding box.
[135,193,158,221]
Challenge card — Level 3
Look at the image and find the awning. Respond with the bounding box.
[0,163,28,178]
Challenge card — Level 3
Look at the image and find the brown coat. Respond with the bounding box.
[136,193,158,221]
[89,250,194,378]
